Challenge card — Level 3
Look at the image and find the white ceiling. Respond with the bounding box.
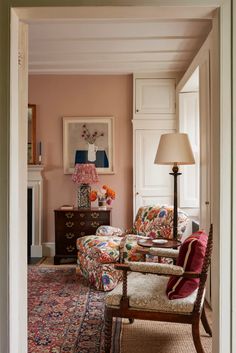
[28,17,212,75]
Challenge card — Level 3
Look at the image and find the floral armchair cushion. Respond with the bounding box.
[133,205,188,240]
[76,206,189,291]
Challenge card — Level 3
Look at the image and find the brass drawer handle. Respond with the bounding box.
[91,212,99,219]
[65,232,75,239]
[65,212,74,219]
[80,231,85,236]
[79,213,85,218]
[91,221,100,228]
[66,221,74,228]
[80,221,85,226]
[66,245,75,253]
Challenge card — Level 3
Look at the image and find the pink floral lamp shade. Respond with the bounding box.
[72,163,99,209]
[72,163,99,184]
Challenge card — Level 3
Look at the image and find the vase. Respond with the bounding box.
[98,198,107,210]
[88,143,98,162]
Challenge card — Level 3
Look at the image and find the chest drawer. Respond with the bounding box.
[54,208,111,264]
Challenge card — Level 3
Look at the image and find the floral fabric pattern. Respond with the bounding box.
[77,251,122,291]
[133,205,188,240]
[76,205,188,291]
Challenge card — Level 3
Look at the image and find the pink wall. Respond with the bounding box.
[29,75,133,243]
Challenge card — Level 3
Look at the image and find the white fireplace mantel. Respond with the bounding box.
[28,164,44,257]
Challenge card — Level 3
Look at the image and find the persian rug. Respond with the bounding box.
[28,266,121,353]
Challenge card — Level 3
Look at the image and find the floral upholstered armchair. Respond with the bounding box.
[76,205,188,291]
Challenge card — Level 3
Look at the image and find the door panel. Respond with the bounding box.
[135,129,174,214]
[135,78,175,115]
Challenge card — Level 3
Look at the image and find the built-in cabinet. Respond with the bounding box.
[133,75,177,216]
[135,78,176,116]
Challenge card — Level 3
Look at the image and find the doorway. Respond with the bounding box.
[8,5,231,353]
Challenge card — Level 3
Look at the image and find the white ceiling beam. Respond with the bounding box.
[28,20,212,39]
[29,51,194,62]
[29,37,204,53]
[16,6,217,21]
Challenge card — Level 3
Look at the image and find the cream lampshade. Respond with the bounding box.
[154,133,195,240]
[154,133,195,166]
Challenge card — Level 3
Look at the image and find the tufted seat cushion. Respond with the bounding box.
[105,272,197,314]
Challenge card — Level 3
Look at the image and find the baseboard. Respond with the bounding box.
[42,242,55,257]
[31,245,43,258]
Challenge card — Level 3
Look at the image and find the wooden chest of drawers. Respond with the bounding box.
[54,208,111,264]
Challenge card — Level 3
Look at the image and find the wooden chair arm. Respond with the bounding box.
[114,263,201,278]
[135,247,179,259]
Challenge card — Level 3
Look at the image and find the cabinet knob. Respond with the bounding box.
[65,232,75,239]
[65,212,74,219]
[205,201,210,205]
[66,221,74,228]
[136,109,139,112]
[91,221,100,228]
[136,192,139,195]
[66,245,75,253]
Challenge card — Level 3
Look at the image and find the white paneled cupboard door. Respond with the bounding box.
[133,120,176,217]
[135,78,175,116]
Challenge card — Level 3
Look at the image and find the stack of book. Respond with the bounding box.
[60,205,74,210]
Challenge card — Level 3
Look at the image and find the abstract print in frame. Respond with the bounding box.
[63,116,115,174]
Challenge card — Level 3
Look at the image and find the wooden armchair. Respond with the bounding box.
[104,226,213,353]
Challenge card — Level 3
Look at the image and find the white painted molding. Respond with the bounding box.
[42,242,55,257]
[28,164,44,258]
[132,119,176,130]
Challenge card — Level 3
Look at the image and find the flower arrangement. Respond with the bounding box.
[81,124,104,144]
[90,185,116,206]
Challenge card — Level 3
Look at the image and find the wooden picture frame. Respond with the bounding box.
[63,116,115,174]
[28,104,36,164]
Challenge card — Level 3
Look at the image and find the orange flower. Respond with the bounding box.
[102,185,108,190]
[89,190,97,201]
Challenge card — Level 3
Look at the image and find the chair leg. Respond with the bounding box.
[192,318,205,353]
[104,309,112,353]
[201,304,212,336]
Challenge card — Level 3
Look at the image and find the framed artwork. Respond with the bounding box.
[63,116,115,174]
[28,104,36,164]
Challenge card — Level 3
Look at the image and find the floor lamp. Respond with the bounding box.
[154,133,195,240]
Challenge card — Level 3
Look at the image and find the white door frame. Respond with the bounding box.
[9,3,232,353]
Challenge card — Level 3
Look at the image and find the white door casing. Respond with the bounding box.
[10,11,28,353]
[199,53,211,232]
[7,5,231,353]
[179,91,200,209]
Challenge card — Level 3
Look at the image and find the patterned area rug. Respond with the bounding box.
[28,266,120,353]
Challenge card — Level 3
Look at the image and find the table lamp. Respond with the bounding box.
[154,133,195,240]
[72,163,99,208]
